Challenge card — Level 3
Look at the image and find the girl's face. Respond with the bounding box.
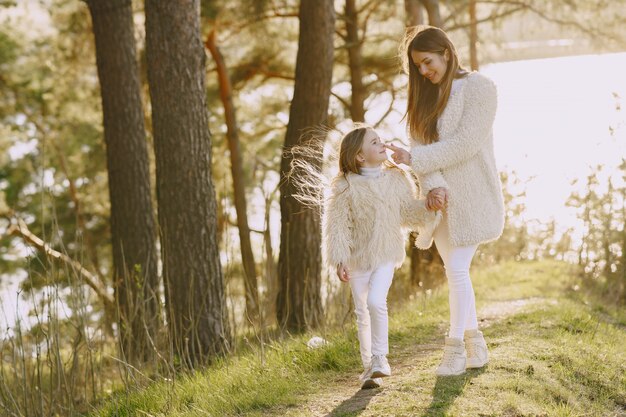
[357,129,388,167]
[411,49,449,85]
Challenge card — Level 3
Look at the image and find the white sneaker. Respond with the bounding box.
[464,329,489,369]
[370,354,391,378]
[435,337,466,376]
[359,366,382,389]
[361,377,383,389]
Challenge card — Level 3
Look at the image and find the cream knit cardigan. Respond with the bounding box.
[322,167,438,271]
[410,71,505,247]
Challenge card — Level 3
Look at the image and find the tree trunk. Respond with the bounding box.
[86,0,160,365]
[145,0,231,366]
[420,0,442,28]
[469,0,479,70]
[345,0,366,123]
[205,29,260,323]
[405,0,424,27]
[405,5,444,291]
[408,232,442,289]
[277,0,335,332]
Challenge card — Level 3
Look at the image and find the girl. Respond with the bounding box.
[323,125,441,389]
[387,26,505,376]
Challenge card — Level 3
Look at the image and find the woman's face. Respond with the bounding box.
[411,49,449,85]
[358,129,388,167]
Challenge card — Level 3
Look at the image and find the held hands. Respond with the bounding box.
[427,187,448,211]
[384,143,411,165]
[336,263,350,282]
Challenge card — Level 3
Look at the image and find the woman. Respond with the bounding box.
[386,26,505,376]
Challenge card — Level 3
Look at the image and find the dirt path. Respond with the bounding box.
[263,296,553,417]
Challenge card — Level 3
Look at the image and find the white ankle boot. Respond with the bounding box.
[464,329,489,369]
[435,337,466,376]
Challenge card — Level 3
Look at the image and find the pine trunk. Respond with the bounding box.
[345,0,366,122]
[145,0,231,366]
[276,0,335,332]
[405,0,424,27]
[205,30,260,323]
[420,0,442,28]
[86,0,160,364]
[469,0,479,70]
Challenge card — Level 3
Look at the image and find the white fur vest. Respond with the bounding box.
[409,71,505,247]
[322,167,437,272]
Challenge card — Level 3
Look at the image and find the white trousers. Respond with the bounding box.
[349,262,395,369]
[433,213,479,340]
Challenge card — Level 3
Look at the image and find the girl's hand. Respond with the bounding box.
[384,144,411,165]
[336,263,350,282]
[427,188,448,211]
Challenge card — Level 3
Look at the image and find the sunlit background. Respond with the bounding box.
[0,0,625,414]
[2,0,626,328]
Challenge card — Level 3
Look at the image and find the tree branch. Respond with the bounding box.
[330,90,351,112]
[5,216,115,308]
[373,87,397,128]
[478,0,626,45]
[446,6,527,32]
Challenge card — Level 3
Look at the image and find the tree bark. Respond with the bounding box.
[205,29,260,323]
[420,0,442,28]
[345,0,366,123]
[277,0,335,332]
[405,5,445,290]
[145,0,231,366]
[469,0,479,70]
[86,0,160,364]
[405,0,424,27]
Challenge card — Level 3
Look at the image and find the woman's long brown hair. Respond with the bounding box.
[400,26,469,144]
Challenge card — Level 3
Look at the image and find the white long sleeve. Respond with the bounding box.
[416,170,449,197]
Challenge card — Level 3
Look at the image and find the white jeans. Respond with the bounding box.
[349,262,395,369]
[433,213,479,340]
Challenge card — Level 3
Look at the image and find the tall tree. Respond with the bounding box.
[277,0,335,332]
[145,0,230,366]
[468,0,479,70]
[405,0,425,27]
[205,29,260,322]
[403,2,445,289]
[85,0,159,364]
[344,0,366,122]
[420,0,442,27]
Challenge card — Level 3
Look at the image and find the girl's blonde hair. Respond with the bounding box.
[338,126,368,175]
[338,124,396,178]
[287,124,395,210]
[400,25,469,144]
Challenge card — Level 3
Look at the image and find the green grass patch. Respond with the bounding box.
[93,260,626,416]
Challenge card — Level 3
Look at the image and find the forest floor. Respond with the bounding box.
[94,261,626,417]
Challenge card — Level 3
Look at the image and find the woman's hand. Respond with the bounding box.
[427,187,448,211]
[336,263,350,282]
[384,143,411,166]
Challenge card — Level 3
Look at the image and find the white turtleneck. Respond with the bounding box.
[359,165,382,178]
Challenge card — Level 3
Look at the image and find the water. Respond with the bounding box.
[484,52,626,233]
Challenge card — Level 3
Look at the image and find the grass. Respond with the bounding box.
[92,260,626,416]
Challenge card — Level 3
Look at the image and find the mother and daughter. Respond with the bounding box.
[321,26,505,389]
